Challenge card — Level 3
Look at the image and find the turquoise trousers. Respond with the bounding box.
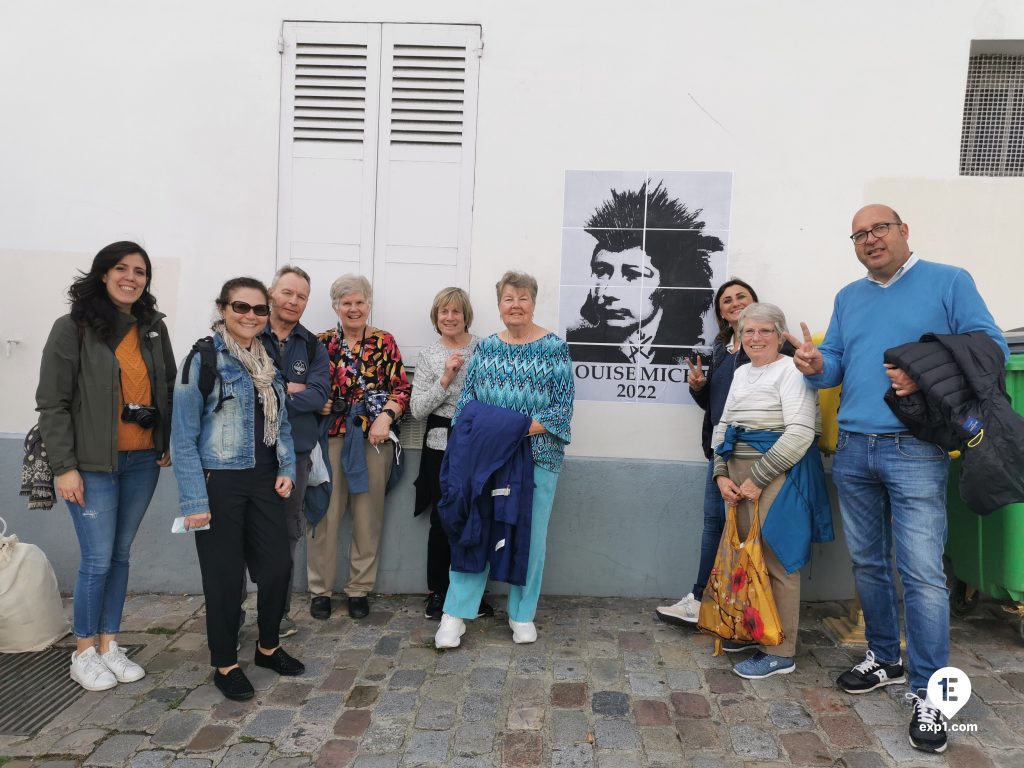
[443,464,558,622]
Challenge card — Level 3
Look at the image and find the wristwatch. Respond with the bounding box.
[381,407,399,423]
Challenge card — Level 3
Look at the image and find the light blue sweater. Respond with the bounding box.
[807,259,1007,434]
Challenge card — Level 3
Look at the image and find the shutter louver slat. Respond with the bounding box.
[293,42,368,145]
[389,44,466,146]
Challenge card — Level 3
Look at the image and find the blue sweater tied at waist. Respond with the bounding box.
[716,425,834,573]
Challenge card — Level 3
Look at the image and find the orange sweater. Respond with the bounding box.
[116,325,155,451]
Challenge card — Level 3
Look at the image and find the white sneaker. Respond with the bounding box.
[70,646,117,691]
[655,593,700,626]
[100,641,146,683]
[509,618,537,644]
[434,614,466,649]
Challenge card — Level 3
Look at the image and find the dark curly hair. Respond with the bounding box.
[69,241,157,341]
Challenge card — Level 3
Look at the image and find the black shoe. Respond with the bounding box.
[254,646,306,676]
[907,691,947,753]
[477,599,495,618]
[348,596,369,619]
[424,592,444,620]
[837,650,906,694]
[214,667,254,700]
[310,596,331,620]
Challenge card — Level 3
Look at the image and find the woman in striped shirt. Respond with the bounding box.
[710,302,832,680]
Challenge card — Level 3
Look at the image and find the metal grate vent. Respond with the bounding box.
[0,644,141,736]
[390,44,466,145]
[960,54,1024,176]
[293,42,367,144]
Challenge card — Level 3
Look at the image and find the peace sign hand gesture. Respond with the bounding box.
[783,322,824,376]
[685,354,706,391]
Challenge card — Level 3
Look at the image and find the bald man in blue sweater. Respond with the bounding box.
[785,203,1007,755]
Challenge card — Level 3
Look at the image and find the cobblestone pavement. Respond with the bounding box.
[2,594,1024,767]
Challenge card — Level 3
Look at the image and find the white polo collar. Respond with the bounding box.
[866,253,918,288]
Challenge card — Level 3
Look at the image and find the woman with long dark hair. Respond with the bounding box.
[37,241,176,691]
[656,278,763,626]
[172,277,304,701]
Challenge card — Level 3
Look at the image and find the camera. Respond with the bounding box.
[331,399,351,418]
[122,403,158,429]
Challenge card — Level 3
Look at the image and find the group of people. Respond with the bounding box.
[655,203,1007,754]
[36,247,574,702]
[36,200,1007,753]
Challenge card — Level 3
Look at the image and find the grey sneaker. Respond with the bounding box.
[279,614,298,638]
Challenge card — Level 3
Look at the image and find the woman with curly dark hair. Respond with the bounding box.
[36,241,176,691]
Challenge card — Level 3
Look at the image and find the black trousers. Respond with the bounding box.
[427,504,452,595]
[240,451,311,615]
[196,466,291,667]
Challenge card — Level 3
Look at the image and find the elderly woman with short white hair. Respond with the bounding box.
[306,274,411,621]
[710,302,832,679]
[435,271,574,649]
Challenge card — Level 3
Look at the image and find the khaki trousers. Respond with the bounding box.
[728,455,801,658]
[306,434,394,598]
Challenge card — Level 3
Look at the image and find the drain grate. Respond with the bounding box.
[0,644,141,736]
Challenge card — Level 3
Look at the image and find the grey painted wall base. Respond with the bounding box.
[1,437,854,600]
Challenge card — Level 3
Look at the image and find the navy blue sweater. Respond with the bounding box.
[438,401,534,585]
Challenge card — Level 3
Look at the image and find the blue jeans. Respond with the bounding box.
[66,450,161,637]
[831,431,949,691]
[692,459,725,600]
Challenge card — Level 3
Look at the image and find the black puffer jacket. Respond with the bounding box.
[884,332,1022,515]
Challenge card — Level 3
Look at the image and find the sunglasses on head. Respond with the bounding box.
[227,301,270,317]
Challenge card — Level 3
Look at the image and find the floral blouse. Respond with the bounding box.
[320,327,412,437]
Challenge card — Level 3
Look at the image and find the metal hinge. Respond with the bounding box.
[277,36,285,55]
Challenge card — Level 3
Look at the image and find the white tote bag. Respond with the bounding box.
[0,516,70,652]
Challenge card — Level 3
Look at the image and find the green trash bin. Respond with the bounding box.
[944,334,1024,636]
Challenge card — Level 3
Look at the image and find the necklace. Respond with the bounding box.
[746,364,770,384]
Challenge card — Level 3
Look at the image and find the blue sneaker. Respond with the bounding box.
[721,639,758,653]
[733,651,796,679]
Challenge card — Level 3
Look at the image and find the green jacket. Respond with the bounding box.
[36,312,176,474]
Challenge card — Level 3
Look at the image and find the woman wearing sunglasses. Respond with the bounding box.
[171,277,305,701]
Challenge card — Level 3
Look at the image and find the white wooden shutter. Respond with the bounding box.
[372,24,481,365]
[277,22,480,355]
[277,22,381,335]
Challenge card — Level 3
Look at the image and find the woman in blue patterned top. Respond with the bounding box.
[435,271,574,649]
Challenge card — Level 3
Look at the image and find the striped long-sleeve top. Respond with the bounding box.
[711,356,818,488]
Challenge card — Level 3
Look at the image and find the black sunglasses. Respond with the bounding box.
[227,301,270,317]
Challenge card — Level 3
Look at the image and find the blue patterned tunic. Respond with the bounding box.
[453,333,574,473]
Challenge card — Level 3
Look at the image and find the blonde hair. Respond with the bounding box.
[330,274,372,308]
[430,287,473,334]
[495,271,538,302]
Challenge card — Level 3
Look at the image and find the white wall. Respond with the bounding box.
[3,0,1023,462]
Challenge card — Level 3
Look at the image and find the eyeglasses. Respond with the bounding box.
[741,328,778,339]
[227,301,270,317]
[850,222,899,244]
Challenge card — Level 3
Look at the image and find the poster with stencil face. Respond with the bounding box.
[558,171,732,404]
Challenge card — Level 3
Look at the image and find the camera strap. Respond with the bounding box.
[118,368,153,408]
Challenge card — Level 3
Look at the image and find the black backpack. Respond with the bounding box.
[181,337,230,412]
[180,334,320,411]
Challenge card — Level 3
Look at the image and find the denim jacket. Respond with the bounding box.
[171,334,296,515]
